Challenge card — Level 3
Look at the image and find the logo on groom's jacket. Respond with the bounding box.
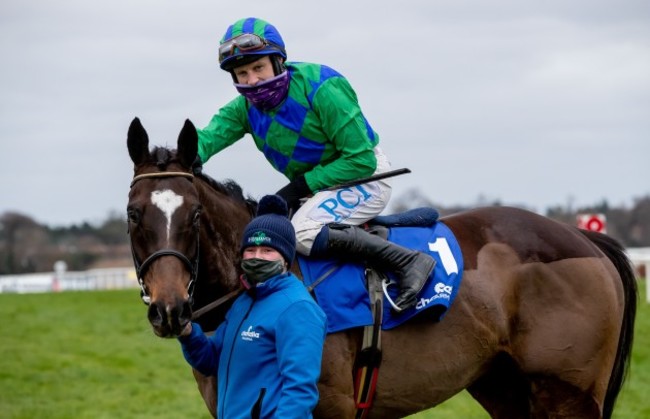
[241,326,261,341]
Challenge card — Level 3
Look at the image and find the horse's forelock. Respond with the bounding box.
[151,147,174,170]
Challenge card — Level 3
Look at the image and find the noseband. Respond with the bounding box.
[129,171,198,305]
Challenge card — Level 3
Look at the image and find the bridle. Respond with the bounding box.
[130,171,193,187]
[128,171,199,305]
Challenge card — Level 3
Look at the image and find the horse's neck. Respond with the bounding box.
[196,180,252,292]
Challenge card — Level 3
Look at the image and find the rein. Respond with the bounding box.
[191,287,243,320]
[128,171,199,305]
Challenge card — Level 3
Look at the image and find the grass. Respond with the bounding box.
[0,280,647,418]
[0,290,210,419]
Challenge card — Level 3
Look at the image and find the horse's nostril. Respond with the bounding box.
[167,299,192,328]
[147,303,164,327]
[181,301,193,322]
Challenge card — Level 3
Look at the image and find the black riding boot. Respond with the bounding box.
[313,224,436,312]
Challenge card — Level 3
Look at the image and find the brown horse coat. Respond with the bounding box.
[127,118,636,419]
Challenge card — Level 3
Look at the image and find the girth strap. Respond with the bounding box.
[354,268,385,418]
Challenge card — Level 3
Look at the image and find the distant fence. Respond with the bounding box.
[0,267,138,294]
[1,248,648,301]
[627,247,650,303]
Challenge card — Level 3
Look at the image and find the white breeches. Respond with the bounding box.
[292,147,393,255]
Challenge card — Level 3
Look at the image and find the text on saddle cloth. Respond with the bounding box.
[298,220,463,333]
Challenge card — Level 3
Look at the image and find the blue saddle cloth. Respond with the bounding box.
[298,221,464,333]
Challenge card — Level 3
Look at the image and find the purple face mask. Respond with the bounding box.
[235,71,290,111]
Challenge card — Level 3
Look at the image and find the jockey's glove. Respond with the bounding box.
[276,175,311,215]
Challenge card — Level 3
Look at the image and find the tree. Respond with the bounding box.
[1,192,649,275]
[626,196,650,247]
[95,211,128,245]
[0,212,47,274]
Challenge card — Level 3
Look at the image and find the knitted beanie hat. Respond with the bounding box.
[240,195,296,264]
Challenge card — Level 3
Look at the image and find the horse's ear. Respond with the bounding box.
[127,117,150,165]
[177,119,198,168]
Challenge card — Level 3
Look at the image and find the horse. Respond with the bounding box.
[126,117,637,419]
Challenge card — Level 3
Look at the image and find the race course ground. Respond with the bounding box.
[1,280,647,418]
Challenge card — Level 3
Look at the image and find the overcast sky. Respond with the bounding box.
[1,0,648,226]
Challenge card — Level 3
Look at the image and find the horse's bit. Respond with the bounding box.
[128,171,198,305]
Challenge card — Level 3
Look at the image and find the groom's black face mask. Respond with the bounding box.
[241,258,285,286]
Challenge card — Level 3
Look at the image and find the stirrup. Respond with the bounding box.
[381,278,404,313]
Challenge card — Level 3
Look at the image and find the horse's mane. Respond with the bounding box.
[198,173,258,217]
[149,146,257,217]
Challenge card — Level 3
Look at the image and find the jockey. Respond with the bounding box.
[195,17,435,312]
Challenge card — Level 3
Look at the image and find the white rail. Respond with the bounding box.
[0,267,138,294]
[626,247,650,303]
[1,248,648,301]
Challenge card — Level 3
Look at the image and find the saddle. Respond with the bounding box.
[369,207,440,228]
[300,206,460,332]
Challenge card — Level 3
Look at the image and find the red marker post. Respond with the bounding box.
[576,213,607,234]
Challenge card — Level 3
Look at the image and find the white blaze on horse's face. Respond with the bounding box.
[151,189,184,243]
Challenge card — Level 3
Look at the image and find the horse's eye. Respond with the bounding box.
[192,208,202,226]
[127,208,141,224]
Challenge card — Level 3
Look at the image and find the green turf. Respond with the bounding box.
[0,290,211,419]
[0,280,647,418]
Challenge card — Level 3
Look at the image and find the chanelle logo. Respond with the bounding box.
[248,231,272,246]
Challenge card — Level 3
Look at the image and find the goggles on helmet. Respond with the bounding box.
[219,34,271,63]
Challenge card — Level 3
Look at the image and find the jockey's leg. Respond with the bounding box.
[311,224,435,312]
